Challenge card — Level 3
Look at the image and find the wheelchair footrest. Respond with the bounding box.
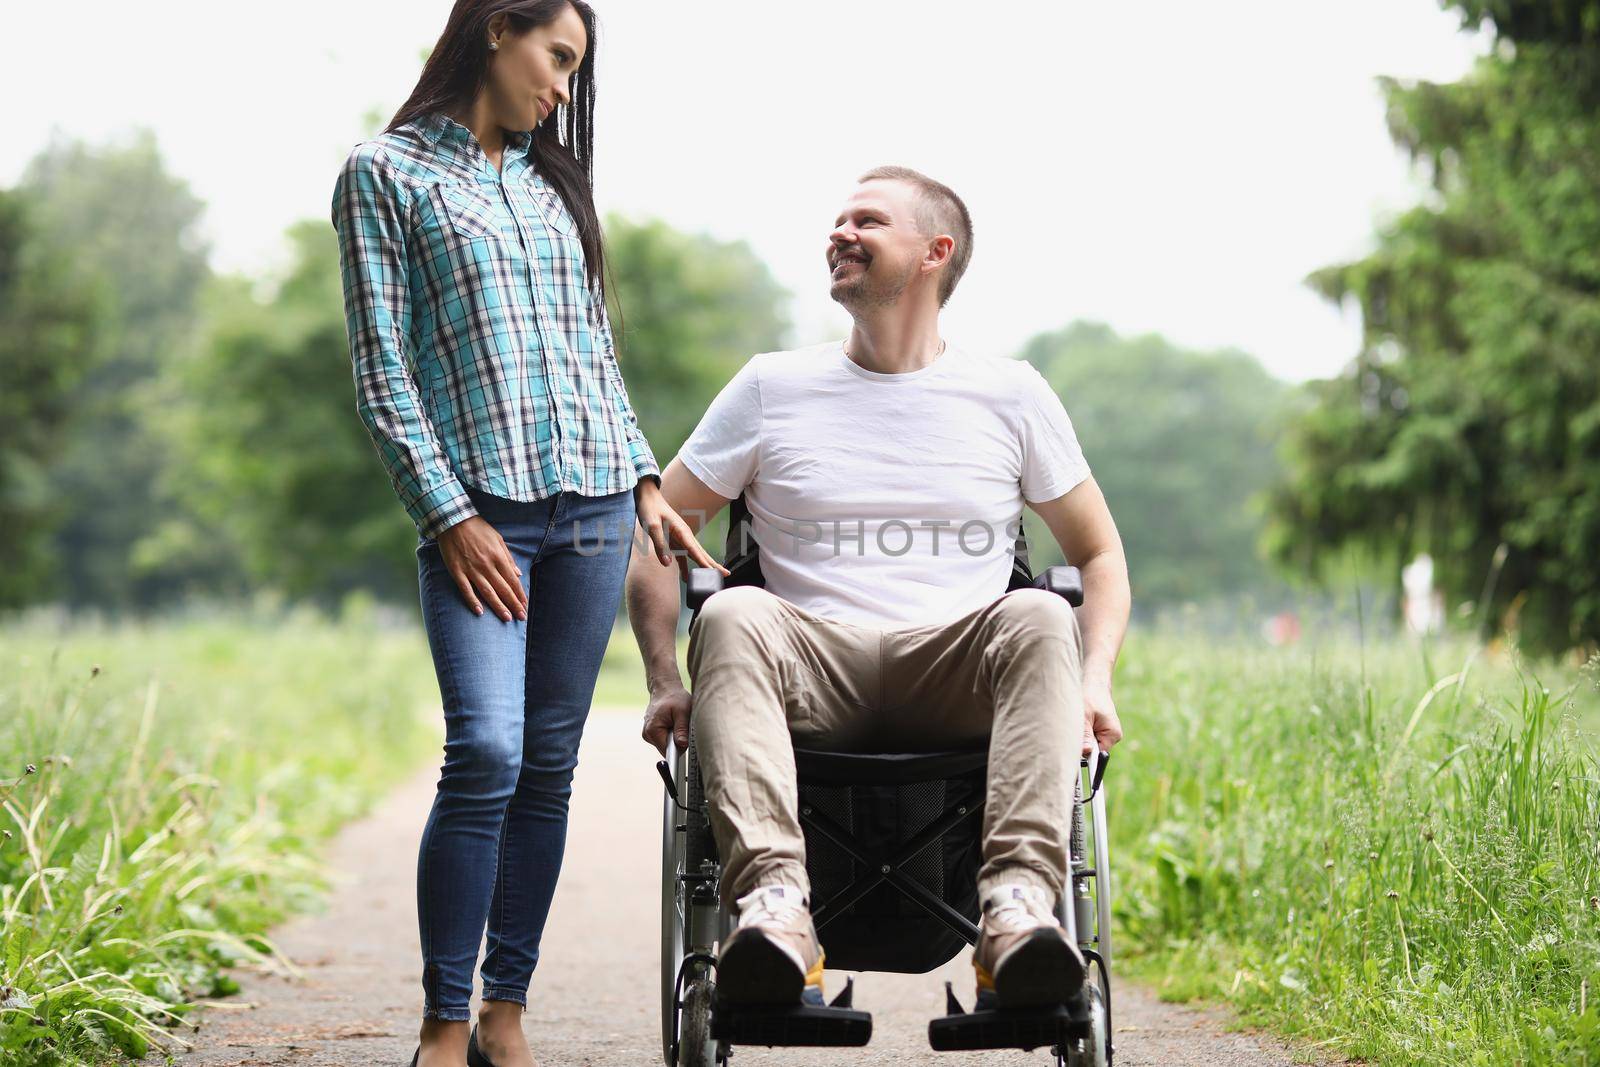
[928,983,1091,1052]
[711,1001,873,1047]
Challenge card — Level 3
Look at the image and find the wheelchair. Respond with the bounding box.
[656,498,1115,1066]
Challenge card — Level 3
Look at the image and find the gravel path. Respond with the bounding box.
[176,710,1307,1067]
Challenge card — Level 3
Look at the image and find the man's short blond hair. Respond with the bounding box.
[857,165,974,307]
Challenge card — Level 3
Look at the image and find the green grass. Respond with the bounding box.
[0,609,436,1065]
[1109,634,1600,1065]
[7,608,1596,1065]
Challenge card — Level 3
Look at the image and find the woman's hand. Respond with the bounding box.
[634,479,729,582]
[437,515,527,622]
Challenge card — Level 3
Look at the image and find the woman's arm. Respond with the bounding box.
[333,145,525,622]
[333,143,476,539]
[587,293,660,485]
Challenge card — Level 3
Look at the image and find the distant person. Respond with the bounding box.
[331,2,717,1065]
[628,167,1131,1012]
[1402,553,1444,635]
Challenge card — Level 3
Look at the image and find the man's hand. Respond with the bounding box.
[643,681,693,755]
[438,515,527,622]
[1082,679,1123,756]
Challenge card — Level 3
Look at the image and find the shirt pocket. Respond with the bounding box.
[437,182,503,239]
[531,185,580,238]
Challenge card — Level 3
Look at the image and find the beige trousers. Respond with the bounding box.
[686,585,1085,906]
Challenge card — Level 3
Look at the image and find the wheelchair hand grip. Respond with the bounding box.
[685,567,725,612]
[1033,565,1084,607]
[655,758,680,805]
[1089,747,1110,799]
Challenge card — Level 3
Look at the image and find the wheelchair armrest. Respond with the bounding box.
[686,567,725,612]
[1032,565,1084,607]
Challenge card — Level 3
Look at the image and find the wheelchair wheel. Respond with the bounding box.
[1083,980,1110,1067]
[1054,982,1108,1067]
[677,976,719,1067]
[662,739,725,1067]
[661,742,688,1067]
[683,733,714,870]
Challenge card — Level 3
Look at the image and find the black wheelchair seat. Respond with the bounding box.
[793,746,989,785]
[794,744,988,974]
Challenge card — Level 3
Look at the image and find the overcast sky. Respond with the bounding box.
[2,1,1488,381]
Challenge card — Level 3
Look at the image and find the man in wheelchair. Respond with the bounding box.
[627,166,1130,1020]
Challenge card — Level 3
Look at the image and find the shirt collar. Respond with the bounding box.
[414,111,534,159]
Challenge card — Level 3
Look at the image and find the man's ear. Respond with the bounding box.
[923,234,955,273]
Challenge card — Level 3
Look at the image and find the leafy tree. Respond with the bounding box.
[1020,321,1289,606]
[605,216,790,465]
[16,133,212,608]
[1267,2,1600,653]
[173,222,418,602]
[0,190,109,607]
[1446,0,1600,42]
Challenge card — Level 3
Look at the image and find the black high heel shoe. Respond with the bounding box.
[466,1025,498,1067]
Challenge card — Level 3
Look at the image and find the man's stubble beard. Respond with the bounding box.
[830,260,917,312]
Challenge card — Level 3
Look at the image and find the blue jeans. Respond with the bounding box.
[415,486,636,1020]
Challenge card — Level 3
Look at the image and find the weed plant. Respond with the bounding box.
[0,612,435,1065]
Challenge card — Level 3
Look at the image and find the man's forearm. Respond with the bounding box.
[1074,547,1131,687]
[626,552,685,693]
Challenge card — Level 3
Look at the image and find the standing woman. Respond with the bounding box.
[332,3,718,1065]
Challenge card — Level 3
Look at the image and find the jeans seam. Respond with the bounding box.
[418,557,459,1016]
[533,493,565,564]
[486,815,510,991]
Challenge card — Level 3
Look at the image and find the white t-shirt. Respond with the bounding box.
[679,341,1090,629]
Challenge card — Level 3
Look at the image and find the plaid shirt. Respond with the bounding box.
[332,112,657,538]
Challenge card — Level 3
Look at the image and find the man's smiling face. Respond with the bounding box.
[827,180,929,310]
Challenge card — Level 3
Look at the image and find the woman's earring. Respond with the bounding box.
[488,39,500,51]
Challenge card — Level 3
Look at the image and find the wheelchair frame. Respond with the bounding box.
[656,496,1115,1065]
[657,721,1114,1067]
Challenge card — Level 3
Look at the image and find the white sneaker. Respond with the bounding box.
[973,883,1085,1008]
[718,886,825,1005]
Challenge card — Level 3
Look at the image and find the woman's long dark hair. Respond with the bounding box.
[387,0,609,295]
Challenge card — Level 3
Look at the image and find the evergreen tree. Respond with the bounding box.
[1268,0,1600,652]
